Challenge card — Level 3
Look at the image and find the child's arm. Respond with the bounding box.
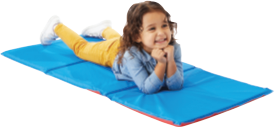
[154,62,167,82]
[167,59,177,78]
[124,51,165,94]
[165,43,184,90]
[151,48,167,82]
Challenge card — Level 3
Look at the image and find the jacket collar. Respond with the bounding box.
[141,48,157,65]
[129,46,157,64]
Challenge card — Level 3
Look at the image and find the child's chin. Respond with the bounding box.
[155,46,168,50]
[161,44,169,48]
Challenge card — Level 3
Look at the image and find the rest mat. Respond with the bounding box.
[2,36,272,126]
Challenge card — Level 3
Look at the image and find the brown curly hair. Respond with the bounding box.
[116,1,177,65]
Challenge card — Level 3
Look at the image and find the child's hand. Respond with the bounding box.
[151,48,167,64]
[163,45,174,62]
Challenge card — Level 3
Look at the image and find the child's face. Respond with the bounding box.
[137,11,171,54]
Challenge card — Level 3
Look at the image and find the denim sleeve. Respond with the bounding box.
[125,53,165,94]
[166,43,184,90]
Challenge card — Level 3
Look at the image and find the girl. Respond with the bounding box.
[40,1,183,94]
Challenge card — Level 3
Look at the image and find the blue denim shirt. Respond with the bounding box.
[111,42,184,94]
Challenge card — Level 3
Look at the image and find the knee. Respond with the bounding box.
[73,40,88,56]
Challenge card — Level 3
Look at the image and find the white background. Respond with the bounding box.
[0,0,274,127]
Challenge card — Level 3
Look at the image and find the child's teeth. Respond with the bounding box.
[157,39,165,42]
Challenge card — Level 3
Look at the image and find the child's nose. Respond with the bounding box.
[157,29,165,36]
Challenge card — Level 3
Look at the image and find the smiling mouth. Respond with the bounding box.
[155,38,167,44]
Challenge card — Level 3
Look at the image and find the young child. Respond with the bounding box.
[40,1,183,94]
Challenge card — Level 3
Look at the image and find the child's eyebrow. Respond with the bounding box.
[146,23,156,29]
[146,20,168,29]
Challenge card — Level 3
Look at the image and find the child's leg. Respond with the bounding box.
[100,27,121,66]
[102,27,121,40]
[54,23,120,67]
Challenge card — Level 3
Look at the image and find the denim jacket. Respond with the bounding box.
[111,42,184,94]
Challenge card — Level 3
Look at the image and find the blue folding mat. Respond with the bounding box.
[2,36,272,126]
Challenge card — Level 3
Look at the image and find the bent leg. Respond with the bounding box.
[54,23,89,52]
[101,27,121,66]
[102,27,121,40]
[54,24,119,67]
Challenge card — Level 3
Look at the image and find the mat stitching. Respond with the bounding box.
[44,61,87,74]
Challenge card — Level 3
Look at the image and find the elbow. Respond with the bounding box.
[178,80,184,90]
[141,88,159,94]
[138,80,164,94]
[179,82,184,90]
[179,80,184,90]
[140,84,161,94]
[142,91,155,95]
[169,84,183,91]
[168,80,184,91]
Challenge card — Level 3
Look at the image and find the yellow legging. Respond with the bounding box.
[54,23,121,67]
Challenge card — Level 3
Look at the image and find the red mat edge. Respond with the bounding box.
[87,89,265,126]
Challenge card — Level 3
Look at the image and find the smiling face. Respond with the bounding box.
[136,11,172,54]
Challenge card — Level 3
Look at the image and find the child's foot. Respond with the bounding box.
[81,20,111,38]
[40,15,61,45]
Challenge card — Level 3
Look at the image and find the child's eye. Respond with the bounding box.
[149,27,155,31]
[162,24,168,27]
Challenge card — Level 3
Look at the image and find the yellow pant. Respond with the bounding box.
[54,24,121,67]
